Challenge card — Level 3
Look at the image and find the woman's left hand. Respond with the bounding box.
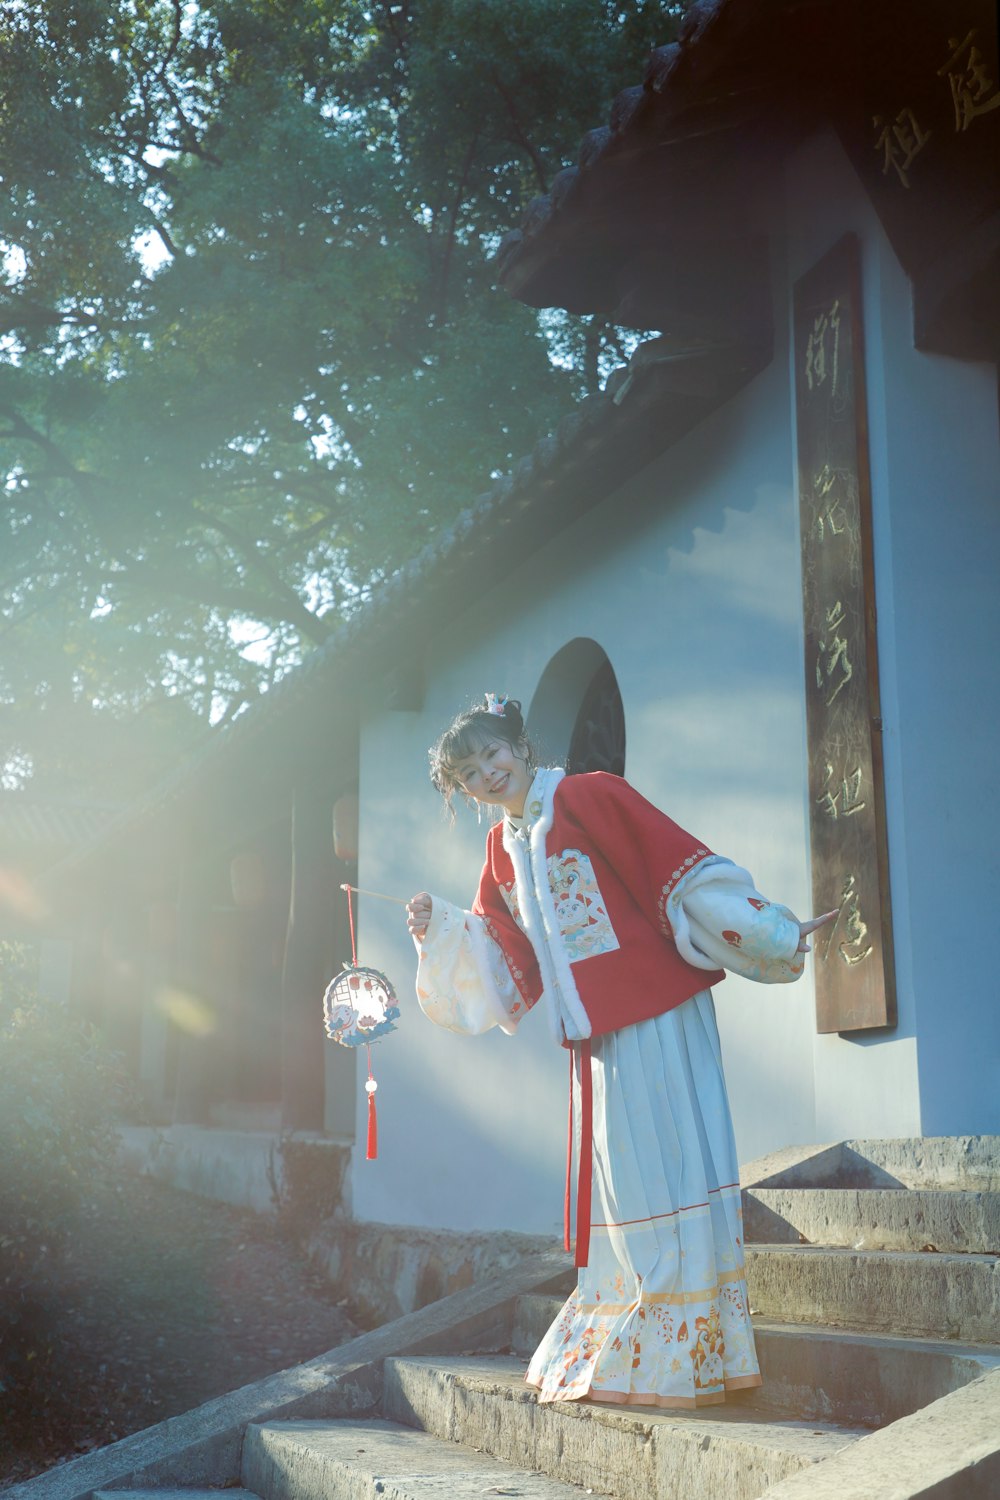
[406,892,433,940]
[797,909,839,952]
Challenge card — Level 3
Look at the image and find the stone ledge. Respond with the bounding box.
[757,1365,1000,1499]
[117,1125,555,1326]
[743,1186,1000,1253]
[117,1125,349,1220]
[304,1218,553,1328]
[740,1137,1000,1193]
[745,1245,1000,1342]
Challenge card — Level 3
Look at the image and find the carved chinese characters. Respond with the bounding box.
[938,28,1000,133]
[873,107,932,188]
[794,237,897,1033]
[870,24,998,190]
[832,0,1000,342]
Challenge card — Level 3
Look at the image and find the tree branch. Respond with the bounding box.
[0,409,103,493]
[146,214,179,260]
[198,515,335,645]
[489,69,548,193]
[0,298,144,337]
[436,132,480,324]
[120,558,328,639]
[156,0,184,81]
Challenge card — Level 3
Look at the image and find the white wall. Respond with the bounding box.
[352,329,823,1232]
[348,130,999,1233]
[784,132,1000,1139]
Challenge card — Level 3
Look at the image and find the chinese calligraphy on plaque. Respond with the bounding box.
[871,23,998,188]
[873,107,931,188]
[830,0,999,363]
[794,236,897,1034]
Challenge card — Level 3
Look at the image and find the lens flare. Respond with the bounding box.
[154,987,217,1037]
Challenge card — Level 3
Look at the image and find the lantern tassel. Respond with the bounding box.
[365,1045,378,1160]
[366,1089,378,1160]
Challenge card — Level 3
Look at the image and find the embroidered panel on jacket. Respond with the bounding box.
[500,848,620,963]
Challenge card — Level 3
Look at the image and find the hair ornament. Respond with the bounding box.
[484,692,509,717]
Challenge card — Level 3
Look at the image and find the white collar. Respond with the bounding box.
[504,766,563,840]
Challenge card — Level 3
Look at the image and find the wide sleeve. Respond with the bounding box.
[668,858,805,984]
[413,896,534,1036]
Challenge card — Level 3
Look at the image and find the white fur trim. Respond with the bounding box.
[665,856,740,970]
[502,768,592,1044]
[667,859,803,980]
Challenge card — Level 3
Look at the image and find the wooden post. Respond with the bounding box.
[794,235,896,1034]
[280,784,333,1132]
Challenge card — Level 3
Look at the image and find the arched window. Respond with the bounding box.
[529,640,626,777]
[567,658,626,776]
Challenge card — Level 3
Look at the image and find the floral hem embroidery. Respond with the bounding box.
[560,1371,763,1410]
[526,1275,760,1409]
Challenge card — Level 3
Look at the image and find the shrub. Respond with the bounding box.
[0,941,129,1451]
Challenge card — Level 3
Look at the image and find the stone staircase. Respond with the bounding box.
[15,1137,1000,1500]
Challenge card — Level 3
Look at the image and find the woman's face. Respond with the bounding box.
[453,736,533,817]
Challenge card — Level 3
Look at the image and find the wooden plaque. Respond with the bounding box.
[794,235,896,1034]
[832,1,1000,290]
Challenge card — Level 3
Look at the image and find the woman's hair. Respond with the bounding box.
[429,695,535,818]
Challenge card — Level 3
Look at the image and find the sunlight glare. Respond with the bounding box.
[154,986,217,1038]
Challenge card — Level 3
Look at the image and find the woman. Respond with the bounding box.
[406,693,833,1409]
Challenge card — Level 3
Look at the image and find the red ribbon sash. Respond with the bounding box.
[564,1039,593,1268]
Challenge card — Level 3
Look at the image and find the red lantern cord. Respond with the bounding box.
[345,883,380,1161]
[365,1047,378,1160]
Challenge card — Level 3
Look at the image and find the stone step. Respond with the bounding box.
[742,1186,1000,1252]
[95,1493,259,1500]
[511,1291,568,1356]
[750,1321,1000,1429]
[382,1354,865,1500]
[242,1417,611,1500]
[740,1136,1000,1194]
[745,1243,1000,1341]
[755,1366,1000,1500]
[512,1293,1000,1428]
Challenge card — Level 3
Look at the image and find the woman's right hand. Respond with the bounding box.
[797,909,839,952]
[406,891,433,940]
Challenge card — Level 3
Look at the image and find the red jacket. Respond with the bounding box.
[471,769,726,1045]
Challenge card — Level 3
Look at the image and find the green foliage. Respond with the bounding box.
[0,942,130,1447]
[0,1,687,793]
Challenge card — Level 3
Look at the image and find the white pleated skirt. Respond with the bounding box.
[525,991,760,1408]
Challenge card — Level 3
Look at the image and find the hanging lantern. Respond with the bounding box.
[322,884,399,1160]
[323,963,400,1047]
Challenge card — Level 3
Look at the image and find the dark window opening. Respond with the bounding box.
[567,660,626,776]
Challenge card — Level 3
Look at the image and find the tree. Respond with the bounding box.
[0,1,684,796]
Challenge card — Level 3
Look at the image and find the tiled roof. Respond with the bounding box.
[0,796,122,862]
[494,0,1000,352]
[495,0,843,312]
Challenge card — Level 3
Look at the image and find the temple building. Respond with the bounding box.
[15,0,999,1235]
